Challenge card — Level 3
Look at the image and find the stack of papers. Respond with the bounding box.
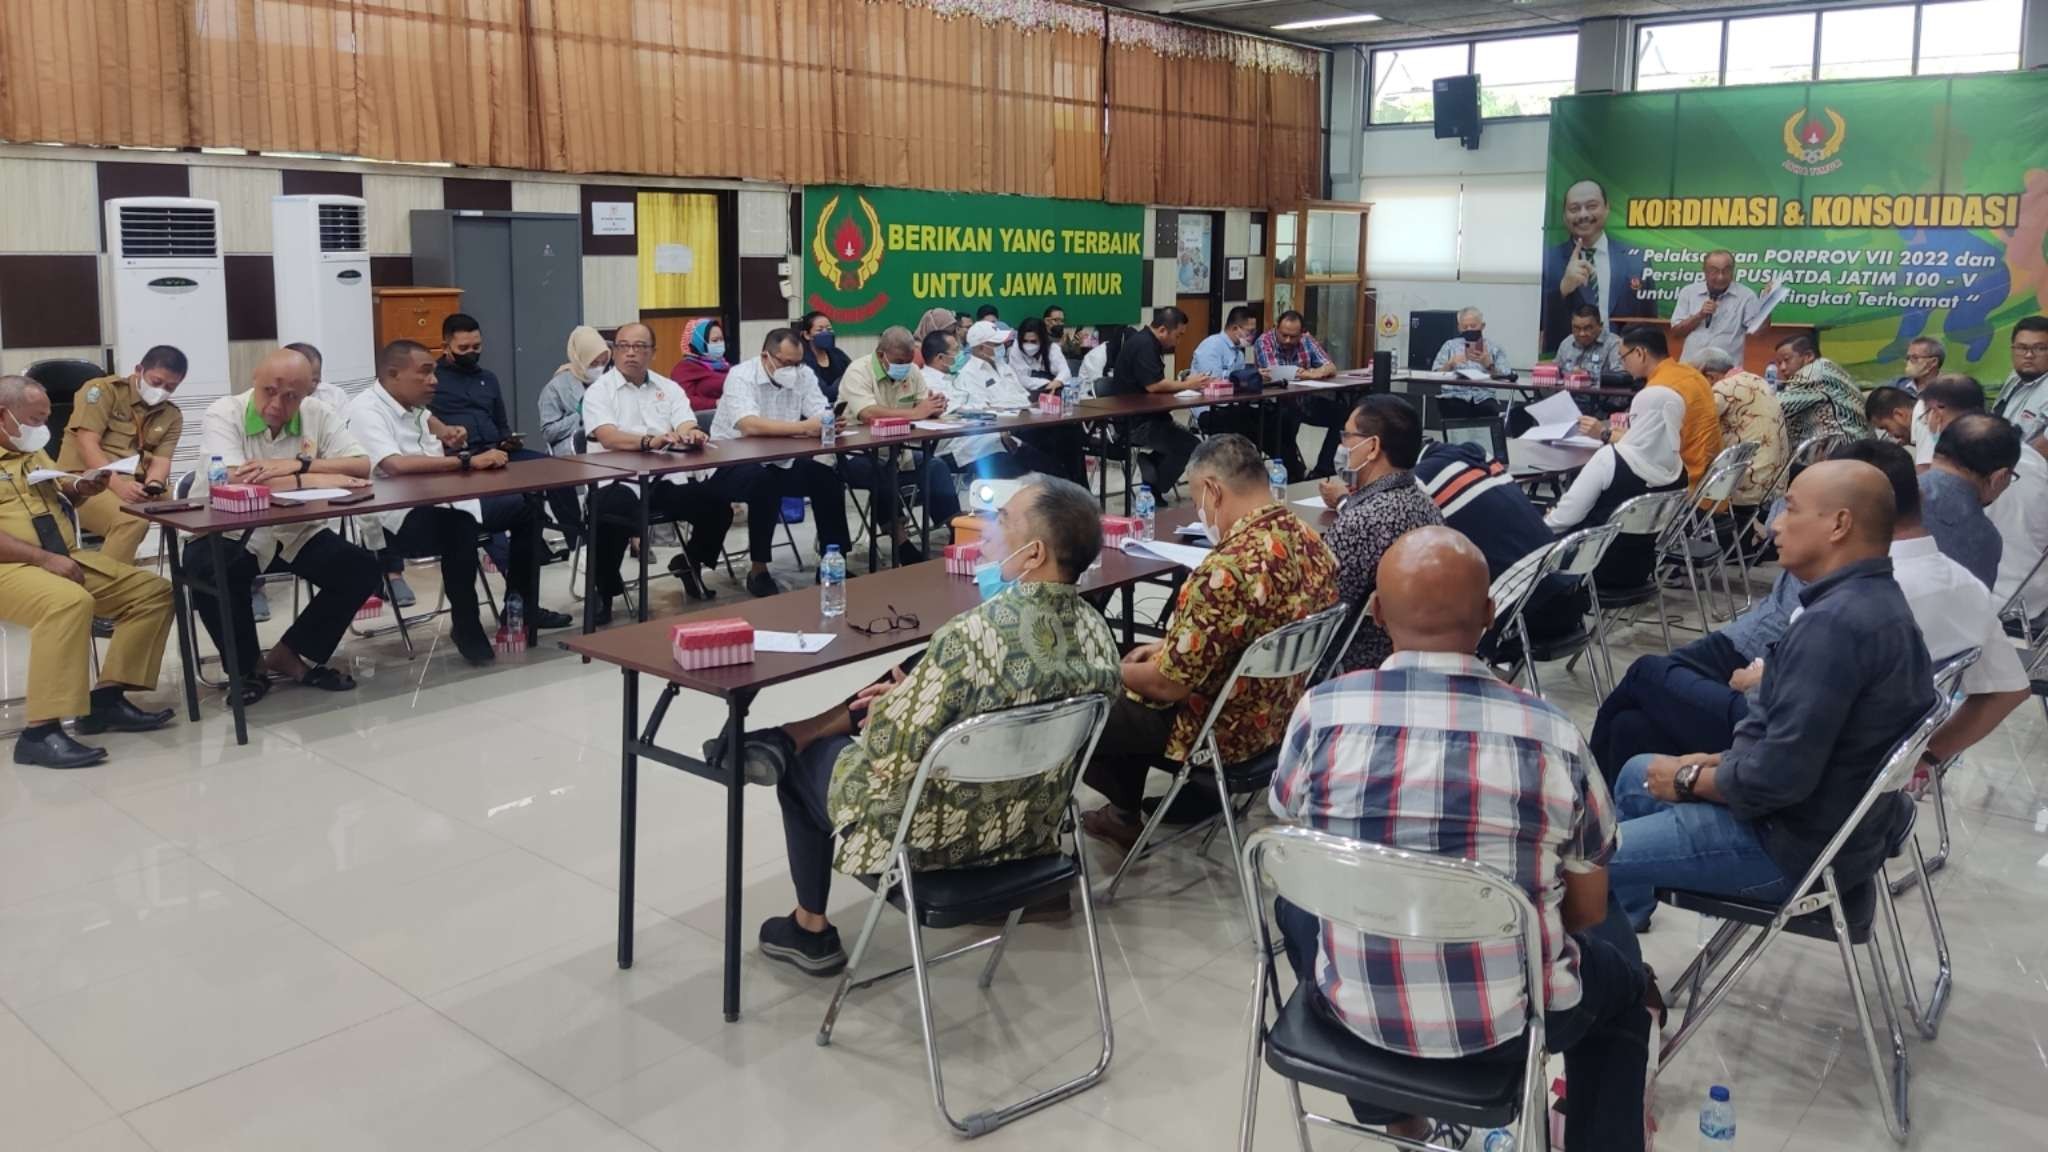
[1452,364,1492,381]
[25,455,139,485]
[911,420,965,431]
[1267,365,1301,383]
[754,630,835,654]
[1121,537,1213,569]
[1516,393,1605,449]
[270,488,358,505]
[1293,377,1352,389]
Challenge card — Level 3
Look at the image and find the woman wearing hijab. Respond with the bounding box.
[672,317,730,411]
[911,307,956,367]
[797,311,851,404]
[536,325,611,551]
[1547,385,1689,588]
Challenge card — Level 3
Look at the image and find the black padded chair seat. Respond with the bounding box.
[1175,744,1283,796]
[859,854,1075,930]
[1591,576,1659,610]
[1659,878,1875,945]
[1661,537,1723,565]
[1265,985,1526,1129]
[1522,624,1593,664]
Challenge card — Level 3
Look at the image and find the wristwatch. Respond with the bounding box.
[142,479,166,497]
[1674,761,1705,802]
[295,453,313,475]
[457,450,474,472]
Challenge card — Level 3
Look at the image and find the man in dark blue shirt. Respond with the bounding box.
[429,313,582,558]
[1605,458,1935,928]
[1919,411,2020,588]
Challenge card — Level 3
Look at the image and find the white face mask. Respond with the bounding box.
[6,418,50,455]
[1020,342,1041,357]
[1193,489,1219,546]
[137,383,169,407]
[771,366,801,388]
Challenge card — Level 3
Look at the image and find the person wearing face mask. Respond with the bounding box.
[710,329,854,596]
[836,326,958,563]
[957,320,1087,483]
[429,313,575,571]
[702,477,1121,970]
[1431,307,1512,414]
[1315,396,1444,674]
[1081,435,1338,850]
[0,376,177,768]
[1008,316,1072,386]
[671,317,731,411]
[56,345,187,565]
[797,311,852,405]
[1195,307,1309,481]
[539,326,610,459]
[917,330,1026,481]
[1043,304,1077,361]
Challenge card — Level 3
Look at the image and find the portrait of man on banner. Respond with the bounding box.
[1541,177,1649,352]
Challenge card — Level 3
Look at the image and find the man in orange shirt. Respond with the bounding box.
[1581,326,1721,487]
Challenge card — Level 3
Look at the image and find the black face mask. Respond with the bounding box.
[1461,330,1484,343]
[1047,324,1065,340]
[452,352,481,370]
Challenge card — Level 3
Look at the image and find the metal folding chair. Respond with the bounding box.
[1660,441,1757,629]
[1889,647,1989,893]
[1098,605,1351,933]
[1587,488,1692,663]
[816,694,1115,1139]
[1655,689,1956,1142]
[1494,522,1620,699]
[1312,598,1373,685]
[1238,827,1549,1152]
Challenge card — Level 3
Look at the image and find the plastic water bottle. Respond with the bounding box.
[1134,485,1156,541]
[499,592,526,653]
[1764,362,1780,390]
[1481,1128,1516,1152]
[1699,1085,1737,1149]
[1061,378,1080,416]
[820,409,837,446]
[206,454,228,494]
[820,545,846,619]
[1267,457,1288,502]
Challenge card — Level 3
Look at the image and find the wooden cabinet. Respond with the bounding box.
[373,287,464,356]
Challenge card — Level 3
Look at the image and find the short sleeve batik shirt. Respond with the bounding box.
[1157,502,1339,764]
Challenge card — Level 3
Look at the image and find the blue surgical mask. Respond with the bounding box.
[973,543,1031,600]
[811,330,836,353]
[885,361,911,381]
[704,341,726,360]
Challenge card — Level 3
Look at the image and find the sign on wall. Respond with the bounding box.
[1543,72,2048,383]
[801,185,1144,333]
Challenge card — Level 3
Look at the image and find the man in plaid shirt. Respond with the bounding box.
[1269,526,1649,1151]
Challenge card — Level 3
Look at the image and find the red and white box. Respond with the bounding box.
[869,416,911,438]
[1202,379,1233,400]
[354,596,384,622]
[1566,370,1593,391]
[1100,515,1141,551]
[1529,362,1560,383]
[670,619,755,670]
[210,483,271,514]
[944,541,983,576]
[1037,391,1064,416]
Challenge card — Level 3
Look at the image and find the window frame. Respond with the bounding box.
[1366,30,1582,128]
[1630,0,2023,89]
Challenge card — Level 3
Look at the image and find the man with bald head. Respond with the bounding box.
[1271,526,1648,1151]
[1606,459,1935,930]
[188,346,381,702]
[0,376,176,767]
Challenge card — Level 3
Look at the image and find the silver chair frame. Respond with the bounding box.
[1589,488,1691,660]
[1663,441,1757,629]
[1658,688,1958,1142]
[1496,522,1621,699]
[1096,605,1351,934]
[815,694,1115,1139]
[1238,827,1549,1152]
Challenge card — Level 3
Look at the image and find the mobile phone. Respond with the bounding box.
[499,434,525,451]
[326,490,375,506]
[134,498,204,514]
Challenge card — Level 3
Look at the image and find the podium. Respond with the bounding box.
[1610,316,1816,377]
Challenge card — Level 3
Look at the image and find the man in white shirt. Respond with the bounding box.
[1994,316,2048,455]
[1914,374,1984,468]
[582,322,733,620]
[187,347,380,701]
[920,330,1025,480]
[348,341,574,663]
[1430,307,1511,412]
[710,327,852,597]
[953,320,1086,483]
[1990,438,2048,619]
[1669,250,1762,364]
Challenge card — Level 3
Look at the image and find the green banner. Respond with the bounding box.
[1543,72,2048,383]
[800,185,1144,334]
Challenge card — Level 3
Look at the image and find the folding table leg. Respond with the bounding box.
[616,668,639,968]
[206,533,249,746]
[722,690,752,1022]
[166,527,200,722]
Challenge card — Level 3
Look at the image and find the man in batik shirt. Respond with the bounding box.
[1774,333,1869,444]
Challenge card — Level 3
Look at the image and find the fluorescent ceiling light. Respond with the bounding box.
[1272,13,1382,30]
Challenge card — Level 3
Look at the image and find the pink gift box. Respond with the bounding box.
[210,483,271,514]
[671,619,755,670]
[1529,363,1560,382]
[354,595,384,622]
[1100,515,1140,550]
[869,416,911,438]
[1037,392,1064,415]
[1202,380,1233,399]
[944,541,983,576]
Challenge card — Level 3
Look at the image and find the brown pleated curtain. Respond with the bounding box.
[0,0,1317,210]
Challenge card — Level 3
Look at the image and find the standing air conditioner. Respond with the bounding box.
[272,195,372,399]
[106,197,230,472]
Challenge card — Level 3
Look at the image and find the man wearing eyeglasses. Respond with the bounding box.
[582,322,734,623]
[710,328,855,597]
[707,476,1123,972]
[1994,316,2048,457]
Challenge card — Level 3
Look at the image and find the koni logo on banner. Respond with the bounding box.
[802,185,1144,333]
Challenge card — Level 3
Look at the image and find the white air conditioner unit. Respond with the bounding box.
[272,195,373,399]
[106,197,229,401]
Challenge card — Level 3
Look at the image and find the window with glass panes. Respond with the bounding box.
[1634,0,2022,88]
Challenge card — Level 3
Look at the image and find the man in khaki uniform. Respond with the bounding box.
[56,345,186,564]
[835,325,957,564]
[0,376,175,769]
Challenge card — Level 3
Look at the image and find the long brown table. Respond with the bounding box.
[126,455,633,745]
[562,541,1183,1022]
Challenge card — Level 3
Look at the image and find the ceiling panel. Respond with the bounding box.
[1114,0,1858,46]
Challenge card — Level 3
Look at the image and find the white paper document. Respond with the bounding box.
[1174,389,1203,398]
[911,420,965,431]
[1267,365,1300,383]
[1522,391,1582,428]
[269,488,357,504]
[1121,537,1213,569]
[754,630,836,654]
[1292,495,1334,511]
[1748,280,1788,334]
[25,456,140,485]
[1407,370,1461,382]
[1453,364,1491,381]
[1293,376,1352,389]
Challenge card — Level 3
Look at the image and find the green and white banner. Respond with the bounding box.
[1543,72,2048,382]
[801,185,1145,334]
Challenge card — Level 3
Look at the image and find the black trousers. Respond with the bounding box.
[185,529,381,667]
[1012,425,1088,485]
[714,459,852,565]
[505,446,582,546]
[588,481,734,599]
[1128,414,1201,495]
[384,494,541,633]
[779,733,854,913]
[1080,690,1178,813]
[1301,395,1351,476]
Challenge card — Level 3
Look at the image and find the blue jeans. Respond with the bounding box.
[1608,754,1791,927]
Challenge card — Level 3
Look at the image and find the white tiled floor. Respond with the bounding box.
[3,511,2046,1150]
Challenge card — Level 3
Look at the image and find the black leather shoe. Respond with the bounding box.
[590,598,615,627]
[745,571,782,598]
[454,624,497,666]
[74,697,175,735]
[527,606,574,631]
[13,728,108,769]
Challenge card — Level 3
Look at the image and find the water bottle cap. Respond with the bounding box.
[826,545,840,554]
[1709,1085,1730,1102]
[1138,484,1151,492]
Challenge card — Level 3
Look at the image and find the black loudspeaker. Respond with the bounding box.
[1408,310,1460,371]
[1432,75,1482,149]
[1372,350,1393,393]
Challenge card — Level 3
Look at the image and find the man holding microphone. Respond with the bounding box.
[1669,250,1762,364]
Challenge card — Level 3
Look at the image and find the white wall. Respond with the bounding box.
[1357,119,1549,367]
